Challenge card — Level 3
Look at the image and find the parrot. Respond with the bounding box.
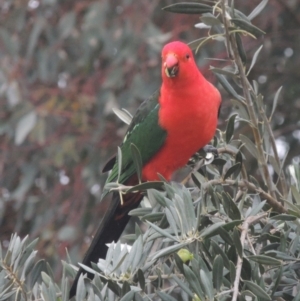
[69,41,221,297]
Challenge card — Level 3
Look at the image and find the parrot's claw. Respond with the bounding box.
[202,145,219,159]
[187,145,218,166]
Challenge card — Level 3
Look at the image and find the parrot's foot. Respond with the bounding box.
[202,145,218,158]
[188,145,218,166]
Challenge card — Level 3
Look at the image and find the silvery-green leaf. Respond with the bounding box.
[112,108,133,125]
[183,265,205,301]
[200,269,213,301]
[117,147,122,183]
[247,255,281,266]
[244,280,271,300]
[231,18,265,37]
[162,3,212,14]
[126,181,164,193]
[270,86,282,121]
[226,114,238,143]
[152,242,188,260]
[200,222,225,239]
[236,33,247,64]
[147,221,178,243]
[214,73,243,101]
[270,214,297,221]
[15,111,37,145]
[233,227,243,258]
[156,291,177,301]
[120,290,135,301]
[247,45,263,75]
[224,163,241,180]
[240,134,258,158]
[246,200,266,217]
[210,240,230,269]
[213,255,224,292]
[130,143,143,182]
[172,275,194,297]
[248,0,268,20]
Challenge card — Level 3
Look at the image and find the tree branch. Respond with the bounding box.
[232,213,268,301]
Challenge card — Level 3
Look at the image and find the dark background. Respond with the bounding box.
[0,0,299,278]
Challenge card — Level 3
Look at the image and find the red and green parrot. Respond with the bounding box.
[70,41,221,297]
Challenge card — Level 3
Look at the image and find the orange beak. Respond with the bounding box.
[164,54,179,78]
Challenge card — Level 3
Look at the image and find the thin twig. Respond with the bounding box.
[232,213,268,301]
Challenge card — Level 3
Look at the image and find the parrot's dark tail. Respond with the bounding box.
[69,178,142,298]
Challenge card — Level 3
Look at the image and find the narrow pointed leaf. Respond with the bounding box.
[236,33,247,64]
[210,66,237,77]
[247,255,281,266]
[291,185,300,204]
[162,3,212,14]
[141,212,164,222]
[231,8,251,22]
[200,221,225,238]
[233,227,243,258]
[217,227,234,245]
[244,280,271,300]
[214,73,243,101]
[231,99,249,120]
[137,269,146,290]
[246,200,266,217]
[213,255,224,292]
[130,143,143,182]
[201,14,221,26]
[156,291,177,301]
[112,108,133,125]
[126,181,164,193]
[183,265,205,301]
[210,240,230,269]
[129,208,152,217]
[120,290,135,301]
[247,45,263,75]
[270,214,297,221]
[240,134,258,158]
[76,273,86,301]
[221,192,241,220]
[235,151,243,165]
[147,221,178,242]
[270,86,282,121]
[248,0,268,20]
[222,220,243,231]
[231,18,265,37]
[224,163,241,180]
[200,269,214,301]
[226,114,238,143]
[271,266,283,297]
[172,275,194,297]
[229,261,236,283]
[152,242,188,260]
[117,147,122,182]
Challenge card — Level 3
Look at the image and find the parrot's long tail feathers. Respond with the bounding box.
[69,180,142,298]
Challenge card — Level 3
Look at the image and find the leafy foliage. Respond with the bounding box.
[1,0,300,300]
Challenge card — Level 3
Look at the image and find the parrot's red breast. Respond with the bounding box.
[142,41,221,181]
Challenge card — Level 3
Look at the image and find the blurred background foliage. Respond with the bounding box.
[0,0,299,279]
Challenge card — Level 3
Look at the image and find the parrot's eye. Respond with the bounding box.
[185,54,190,59]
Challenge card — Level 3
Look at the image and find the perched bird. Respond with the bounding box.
[70,41,221,297]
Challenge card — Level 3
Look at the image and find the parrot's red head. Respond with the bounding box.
[161,41,200,83]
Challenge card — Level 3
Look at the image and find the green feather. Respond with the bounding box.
[103,90,167,194]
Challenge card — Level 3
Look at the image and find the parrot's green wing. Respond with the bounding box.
[103,90,167,191]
